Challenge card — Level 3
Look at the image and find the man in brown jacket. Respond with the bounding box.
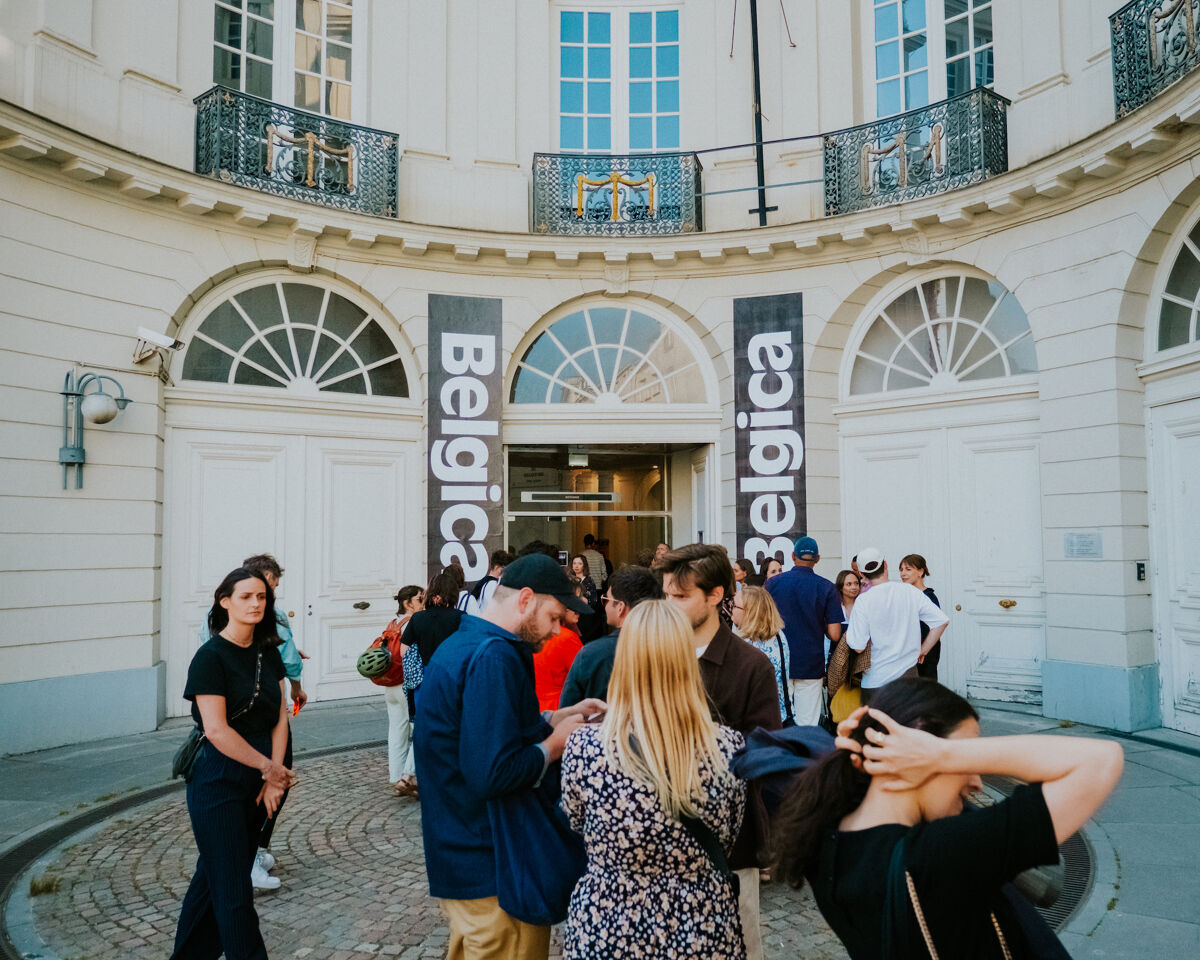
[659,543,781,960]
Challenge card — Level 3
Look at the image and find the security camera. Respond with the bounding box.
[137,327,184,350]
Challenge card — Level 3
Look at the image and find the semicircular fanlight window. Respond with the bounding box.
[511,306,705,404]
[1157,218,1200,352]
[849,275,1036,396]
[181,282,408,397]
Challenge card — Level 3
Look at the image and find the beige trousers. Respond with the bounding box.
[735,866,763,960]
[439,896,550,960]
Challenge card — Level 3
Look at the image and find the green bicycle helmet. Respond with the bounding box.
[356,646,392,679]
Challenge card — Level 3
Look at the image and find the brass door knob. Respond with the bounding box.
[955,604,962,611]
[999,599,1017,609]
[353,600,371,610]
[288,610,295,617]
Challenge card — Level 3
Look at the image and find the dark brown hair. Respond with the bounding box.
[208,567,281,647]
[899,553,931,577]
[242,553,283,579]
[834,569,857,597]
[425,572,460,608]
[658,543,734,602]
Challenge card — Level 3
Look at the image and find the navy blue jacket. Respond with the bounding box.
[765,566,843,679]
[413,615,553,901]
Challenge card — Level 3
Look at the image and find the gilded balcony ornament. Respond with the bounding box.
[824,88,1007,217]
[575,172,656,221]
[193,86,399,218]
[1112,0,1200,118]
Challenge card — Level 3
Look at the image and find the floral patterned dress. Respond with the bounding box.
[560,723,747,959]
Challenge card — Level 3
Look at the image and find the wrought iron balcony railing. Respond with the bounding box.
[1111,0,1200,119]
[531,151,703,236]
[193,86,399,218]
[822,87,1010,218]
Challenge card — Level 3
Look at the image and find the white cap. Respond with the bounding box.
[857,547,885,576]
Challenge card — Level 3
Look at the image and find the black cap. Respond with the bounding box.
[499,553,593,615]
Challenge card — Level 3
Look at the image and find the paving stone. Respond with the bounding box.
[27,748,847,959]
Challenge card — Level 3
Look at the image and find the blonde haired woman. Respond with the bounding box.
[560,600,747,959]
[731,585,793,726]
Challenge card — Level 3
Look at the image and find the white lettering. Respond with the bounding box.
[750,494,797,537]
[441,376,489,418]
[748,370,792,409]
[748,331,793,372]
[748,428,805,475]
[442,333,495,376]
[431,437,490,483]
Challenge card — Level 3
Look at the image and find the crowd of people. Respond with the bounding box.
[172,537,1125,960]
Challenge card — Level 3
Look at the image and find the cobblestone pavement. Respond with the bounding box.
[27,746,848,960]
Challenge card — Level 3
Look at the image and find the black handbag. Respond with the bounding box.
[171,647,263,782]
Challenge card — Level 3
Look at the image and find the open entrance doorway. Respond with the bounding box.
[505,443,712,569]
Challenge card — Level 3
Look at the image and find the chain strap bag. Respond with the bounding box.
[171,647,264,782]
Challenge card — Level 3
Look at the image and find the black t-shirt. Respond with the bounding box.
[403,607,464,667]
[919,587,942,668]
[807,783,1060,960]
[184,636,285,735]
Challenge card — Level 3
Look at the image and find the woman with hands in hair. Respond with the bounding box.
[773,677,1122,960]
[171,567,296,960]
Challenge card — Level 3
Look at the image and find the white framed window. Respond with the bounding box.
[557,5,681,153]
[869,0,994,118]
[211,0,363,122]
[1157,217,1200,353]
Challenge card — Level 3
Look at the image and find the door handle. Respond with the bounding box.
[955,604,962,611]
[999,599,1017,609]
[353,600,371,610]
[288,611,295,618]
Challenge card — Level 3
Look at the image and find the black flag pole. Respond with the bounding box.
[747,0,777,226]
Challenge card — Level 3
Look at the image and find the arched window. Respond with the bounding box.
[181,281,408,397]
[511,305,705,404]
[849,274,1035,396]
[1158,218,1200,352]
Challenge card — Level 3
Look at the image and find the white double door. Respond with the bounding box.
[164,426,420,716]
[841,406,1046,702]
[1150,395,1200,735]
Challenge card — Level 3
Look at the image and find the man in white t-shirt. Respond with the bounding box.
[846,547,948,699]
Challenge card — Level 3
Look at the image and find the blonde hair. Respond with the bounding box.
[600,600,728,818]
[738,585,784,642]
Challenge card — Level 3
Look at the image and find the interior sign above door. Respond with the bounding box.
[733,293,806,570]
[427,294,504,581]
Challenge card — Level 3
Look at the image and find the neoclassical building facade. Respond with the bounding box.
[2,0,1199,752]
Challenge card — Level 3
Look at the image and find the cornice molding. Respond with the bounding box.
[2,74,1200,276]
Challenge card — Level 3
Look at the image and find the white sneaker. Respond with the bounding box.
[251,861,281,890]
[254,849,276,871]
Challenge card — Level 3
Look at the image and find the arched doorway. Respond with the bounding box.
[836,270,1045,702]
[504,300,721,566]
[1144,205,1200,735]
[162,274,422,715]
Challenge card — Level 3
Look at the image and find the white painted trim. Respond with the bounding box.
[1141,189,1200,368]
[502,406,719,445]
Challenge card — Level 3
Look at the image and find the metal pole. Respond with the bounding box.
[747,0,776,225]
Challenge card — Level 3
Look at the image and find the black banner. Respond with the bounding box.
[733,293,806,570]
[427,294,504,582]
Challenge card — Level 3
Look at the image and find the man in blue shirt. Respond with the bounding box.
[413,553,603,960]
[764,536,843,726]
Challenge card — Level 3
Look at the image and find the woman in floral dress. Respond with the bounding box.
[560,600,747,959]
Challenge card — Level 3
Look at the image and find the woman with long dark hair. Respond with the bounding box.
[172,567,294,960]
[774,677,1122,959]
[899,553,943,681]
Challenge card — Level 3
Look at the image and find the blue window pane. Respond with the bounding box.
[560,11,583,43]
[560,81,583,113]
[630,81,653,114]
[904,33,927,71]
[945,0,968,16]
[657,115,679,148]
[587,116,611,149]
[946,55,969,96]
[630,11,652,43]
[657,10,679,42]
[902,0,925,32]
[630,45,652,78]
[561,45,583,78]
[561,116,583,150]
[588,81,610,114]
[875,3,898,41]
[905,70,928,108]
[975,47,994,86]
[587,11,610,43]
[657,79,679,113]
[629,116,652,149]
[974,7,992,45]
[876,78,901,116]
[588,45,610,79]
[875,40,899,78]
[657,44,679,77]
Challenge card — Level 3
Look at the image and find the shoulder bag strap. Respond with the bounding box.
[678,813,736,884]
[228,649,263,723]
[774,633,795,725]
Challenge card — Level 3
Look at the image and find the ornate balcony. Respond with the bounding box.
[1111,0,1200,119]
[193,86,399,218]
[822,87,1010,218]
[531,151,703,236]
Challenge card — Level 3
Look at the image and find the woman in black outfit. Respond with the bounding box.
[172,567,295,960]
[774,678,1122,960]
[899,553,942,681]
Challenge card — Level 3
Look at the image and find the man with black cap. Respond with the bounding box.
[413,553,604,960]
[764,535,843,726]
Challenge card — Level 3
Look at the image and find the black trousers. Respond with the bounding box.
[171,732,272,960]
[257,730,292,849]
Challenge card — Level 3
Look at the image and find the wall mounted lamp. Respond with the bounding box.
[59,370,130,489]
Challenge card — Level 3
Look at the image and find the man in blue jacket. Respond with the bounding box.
[413,553,603,960]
